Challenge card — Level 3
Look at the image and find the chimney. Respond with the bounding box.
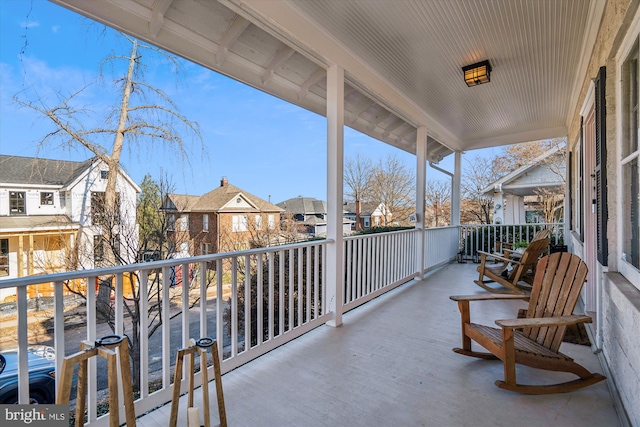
[220,176,228,187]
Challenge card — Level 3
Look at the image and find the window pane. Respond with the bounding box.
[9,191,25,214]
[0,238,8,276]
[622,40,638,158]
[41,192,54,205]
[623,158,639,269]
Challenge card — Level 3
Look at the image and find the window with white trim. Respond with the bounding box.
[9,191,25,215]
[268,214,275,229]
[620,35,640,284]
[255,215,263,230]
[201,242,212,255]
[40,192,54,205]
[180,214,189,231]
[203,214,209,232]
[232,215,248,232]
[168,214,176,231]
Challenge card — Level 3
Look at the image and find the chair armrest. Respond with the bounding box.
[495,315,593,329]
[477,251,522,265]
[450,294,529,302]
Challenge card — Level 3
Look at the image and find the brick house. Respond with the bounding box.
[163,177,284,256]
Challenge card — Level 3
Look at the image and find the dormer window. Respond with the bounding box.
[101,170,108,179]
[9,191,26,215]
[41,192,54,205]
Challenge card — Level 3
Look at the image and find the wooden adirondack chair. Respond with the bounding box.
[450,252,606,394]
[493,228,550,261]
[475,236,550,295]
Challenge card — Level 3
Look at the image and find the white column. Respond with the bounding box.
[326,64,344,327]
[451,151,462,226]
[415,127,427,278]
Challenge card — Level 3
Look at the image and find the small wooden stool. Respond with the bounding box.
[57,334,135,427]
[170,337,227,427]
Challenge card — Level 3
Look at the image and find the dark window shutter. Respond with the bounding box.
[594,66,608,266]
[579,118,584,243]
[568,151,573,230]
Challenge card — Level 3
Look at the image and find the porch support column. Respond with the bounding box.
[451,151,462,226]
[326,64,344,327]
[415,126,427,278]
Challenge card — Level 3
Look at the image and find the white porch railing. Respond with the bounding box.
[423,226,461,269]
[459,223,565,260]
[343,229,418,311]
[0,239,331,426]
[3,226,465,426]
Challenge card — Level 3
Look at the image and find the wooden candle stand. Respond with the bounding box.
[57,334,136,427]
[169,337,227,427]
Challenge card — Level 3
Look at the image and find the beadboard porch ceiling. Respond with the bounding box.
[50,0,603,161]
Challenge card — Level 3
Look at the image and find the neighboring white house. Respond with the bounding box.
[277,196,352,236]
[482,145,565,225]
[343,201,391,230]
[0,155,140,301]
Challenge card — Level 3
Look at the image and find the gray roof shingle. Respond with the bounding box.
[0,155,96,187]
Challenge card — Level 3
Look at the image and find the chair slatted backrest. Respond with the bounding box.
[506,237,551,281]
[532,228,550,241]
[523,252,589,352]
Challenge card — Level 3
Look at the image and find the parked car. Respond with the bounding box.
[0,346,56,404]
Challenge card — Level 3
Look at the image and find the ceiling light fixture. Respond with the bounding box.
[462,60,492,87]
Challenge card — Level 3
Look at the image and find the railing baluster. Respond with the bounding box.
[279,250,284,336]
[139,269,149,398]
[54,280,65,402]
[314,245,319,319]
[216,259,224,359]
[244,254,251,351]
[297,247,303,327]
[16,285,28,404]
[257,255,264,346]
[306,246,311,323]
[181,262,190,351]
[200,261,207,339]
[268,252,274,340]
[231,257,238,357]
[161,267,171,388]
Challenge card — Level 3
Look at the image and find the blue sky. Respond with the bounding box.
[0,1,492,204]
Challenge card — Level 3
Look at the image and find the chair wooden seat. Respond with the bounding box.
[451,252,606,394]
[466,323,567,359]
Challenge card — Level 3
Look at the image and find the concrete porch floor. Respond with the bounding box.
[137,262,620,427]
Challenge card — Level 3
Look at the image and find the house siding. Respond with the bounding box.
[603,273,640,426]
[567,1,639,424]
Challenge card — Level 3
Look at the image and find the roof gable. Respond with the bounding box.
[277,197,327,215]
[170,182,284,213]
[481,145,565,195]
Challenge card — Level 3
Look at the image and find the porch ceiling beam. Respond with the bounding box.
[262,45,295,85]
[382,117,406,138]
[348,98,375,124]
[367,111,394,132]
[216,15,251,66]
[221,0,460,152]
[297,67,325,101]
[149,0,173,39]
